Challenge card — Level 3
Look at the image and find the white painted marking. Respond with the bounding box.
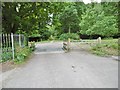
[34,51,65,55]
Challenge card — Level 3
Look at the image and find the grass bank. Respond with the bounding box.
[1,42,35,64]
[1,42,35,72]
[91,39,118,56]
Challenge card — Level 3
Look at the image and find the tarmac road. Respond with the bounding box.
[2,42,118,88]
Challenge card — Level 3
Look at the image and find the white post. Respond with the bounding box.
[97,37,101,44]
[11,33,14,60]
[9,34,11,47]
[5,34,7,47]
[19,34,21,47]
[0,34,2,61]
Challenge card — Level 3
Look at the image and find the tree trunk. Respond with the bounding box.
[69,25,70,34]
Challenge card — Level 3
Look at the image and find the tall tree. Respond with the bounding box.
[59,4,80,33]
[79,2,118,37]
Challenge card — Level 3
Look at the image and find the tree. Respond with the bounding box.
[2,2,118,39]
[2,2,53,35]
[79,3,118,37]
[2,2,20,33]
[59,4,80,34]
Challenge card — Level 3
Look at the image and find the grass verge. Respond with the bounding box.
[1,43,35,64]
[91,39,118,56]
[1,46,34,72]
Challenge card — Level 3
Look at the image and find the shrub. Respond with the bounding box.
[1,52,13,62]
[15,46,31,62]
[49,35,54,41]
[28,41,35,51]
[1,46,32,63]
[59,33,79,40]
[1,48,13,62]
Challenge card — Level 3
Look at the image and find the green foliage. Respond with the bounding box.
[59,33,79,40]
[59,4,80,33]
[91,39,118,56]
[14,46,32,62]
[29,41,35,51]
[80,2,118,37]
[39,29,51,40]
[1,48,13,62]
[1,52,12,62]
[2,2,55,34]
[1,46,32,63]
[49,35,54,41]
[2,2,119,40]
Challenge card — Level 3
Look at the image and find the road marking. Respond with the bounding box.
[34,51,65,54]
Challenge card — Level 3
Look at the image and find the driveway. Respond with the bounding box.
[2,42,118,88]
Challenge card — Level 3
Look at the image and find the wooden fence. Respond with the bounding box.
[63,37,102,52]
[71,37,102,44]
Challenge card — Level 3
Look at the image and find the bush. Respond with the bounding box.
[14,46,32,63]
[49,35,54,41]
[59,33,79,40]
[28,41,35,51]
[1,52,13,62]
[1,46,32,63]
[1,48,13,62]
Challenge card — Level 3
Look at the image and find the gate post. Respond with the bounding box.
[19,34,21,47]
[11,33,14,60]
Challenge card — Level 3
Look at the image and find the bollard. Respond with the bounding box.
[97,37,101,44]
[67,38,70,51]
[62,38,71,52]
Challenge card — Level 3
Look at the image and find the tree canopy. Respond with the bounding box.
[59,4,80,33]
[80,3,118,37]
[2,2,119,40]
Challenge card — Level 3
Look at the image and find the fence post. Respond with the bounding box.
[11,33,14,60]
[19,34,21,47]
[3,34,4,48]
[8,34,11,47]
[0,34,2,61]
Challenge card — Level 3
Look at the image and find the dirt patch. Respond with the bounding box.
[0,52,34,73]
[0,61,15,72]
[70,42,91,52]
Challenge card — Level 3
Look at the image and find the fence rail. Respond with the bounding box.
[63,37,102,52]
[71,37,102,44]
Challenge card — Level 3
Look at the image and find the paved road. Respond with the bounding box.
[2,42,118,88]
[34,42,64,54]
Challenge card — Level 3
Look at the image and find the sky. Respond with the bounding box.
[82,0,101,4]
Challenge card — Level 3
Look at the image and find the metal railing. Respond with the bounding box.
[0,33,25,61]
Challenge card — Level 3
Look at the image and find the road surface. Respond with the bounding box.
[2,42,118,88]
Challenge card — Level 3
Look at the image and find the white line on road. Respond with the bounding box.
[34,51,65,55]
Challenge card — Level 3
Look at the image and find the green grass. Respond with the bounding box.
[91,39,118,56]
[0,46,33,64]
